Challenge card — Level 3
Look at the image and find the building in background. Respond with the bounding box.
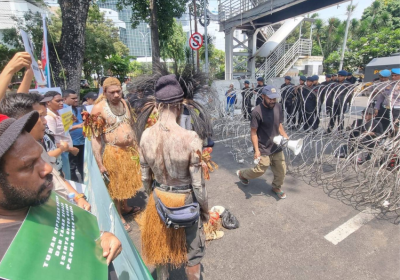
[0,0,49,46]
[98,0,151,58]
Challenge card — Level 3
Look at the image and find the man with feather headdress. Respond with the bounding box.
[136,73,212,280]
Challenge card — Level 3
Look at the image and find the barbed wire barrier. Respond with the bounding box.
[206,81,400,223]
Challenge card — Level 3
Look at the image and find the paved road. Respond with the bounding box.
[127,141,399,280]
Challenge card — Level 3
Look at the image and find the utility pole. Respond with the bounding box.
[339,0,353,70]
[193,0,199,71]
[204,0,208,78]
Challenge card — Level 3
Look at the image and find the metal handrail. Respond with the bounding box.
[218,0,270,22]
[256,38,311,78]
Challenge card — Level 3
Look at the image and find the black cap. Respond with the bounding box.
[300,76,306,81]
[244,80,250,84]
[0,111,39,159]
[155,74,184,104]
[325,74,332,78]
[306,77,313,81]
[257,77,264,82]
[83,92,99,101]
[284,76,291,81]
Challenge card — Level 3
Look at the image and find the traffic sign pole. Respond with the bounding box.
[204,0,208,80]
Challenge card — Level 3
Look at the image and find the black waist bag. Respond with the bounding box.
[153,190,200,229]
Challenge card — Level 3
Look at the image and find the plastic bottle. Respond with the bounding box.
[67,193,76,204]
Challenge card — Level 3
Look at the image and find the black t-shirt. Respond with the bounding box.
[250,103,284,156]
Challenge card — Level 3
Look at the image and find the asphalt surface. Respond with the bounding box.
[127,140,399,280]
[126,96,399,279]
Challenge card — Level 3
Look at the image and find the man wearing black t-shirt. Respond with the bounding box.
[236,85,289,199]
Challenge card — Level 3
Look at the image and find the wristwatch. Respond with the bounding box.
[74,193,87,202]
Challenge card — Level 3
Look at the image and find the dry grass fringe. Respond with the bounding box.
[102,145,141,200]
[138,189,188,267]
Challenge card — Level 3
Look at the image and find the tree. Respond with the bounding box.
[104,55,131,79]
[160,19,186,63]
[116,0,188,70]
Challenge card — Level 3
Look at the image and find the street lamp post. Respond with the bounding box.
[139,26,150,63]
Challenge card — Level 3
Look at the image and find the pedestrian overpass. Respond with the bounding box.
[218,0,350,79]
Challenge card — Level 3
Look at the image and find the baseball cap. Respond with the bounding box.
[299,76,306,82]
[257,77,264,82]
[338,70,348,76]
[379,69,391,77]
[0,111,39,159]
[261,85,280,99]
[347,72,352,76]
[284,76,291,81]
[312,75,319,81]
[83,92,99,101]
[391,68,400,75]
[244,80,250,84]
[306,76,313,81]
[325,74,332,78]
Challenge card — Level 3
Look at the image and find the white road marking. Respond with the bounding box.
[324,209,378,245]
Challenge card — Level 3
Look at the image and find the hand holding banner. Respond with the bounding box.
[20,29,47,86]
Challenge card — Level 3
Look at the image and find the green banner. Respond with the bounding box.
[0,192,107,280]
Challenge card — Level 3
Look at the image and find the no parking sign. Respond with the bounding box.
[189,32,203,51]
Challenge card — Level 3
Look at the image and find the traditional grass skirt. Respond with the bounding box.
[102,145,141,200]
[138,188,188,267]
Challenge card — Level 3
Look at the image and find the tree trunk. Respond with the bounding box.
[149,0,160,72]
[317,36,324,58]
[49,0,90,93]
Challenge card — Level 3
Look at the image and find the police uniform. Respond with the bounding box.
[302,77,320,131]
[241,81,253,120]
[280,76,295,126]
[327,71,351,132]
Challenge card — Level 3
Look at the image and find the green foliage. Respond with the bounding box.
[116,0,188,44]
[160,19,186,62]
[0,44,18,74]
[1,5,129,80]
[309,0,400,72]
[104,55,131,79]
[209,48,225,79]
[129,60,152,77]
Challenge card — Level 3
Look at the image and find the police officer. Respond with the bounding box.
[293,76,307,129]
[241,80,253,120]
[374,68,400,132]
[331,74,338,82]
[321,74,332,86]
[346,72,357,84]
[312,75,320,86]
[302,77,320,131]
[254,77,265,106]
[327,70,351,133]
[280,76,295,127]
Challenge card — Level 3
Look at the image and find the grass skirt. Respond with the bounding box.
[138,189,187,267]
[102,145,141,200]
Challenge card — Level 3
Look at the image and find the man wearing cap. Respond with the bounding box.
[280,76,296,127]
[346,72,357,84]
[83,92,99,106]
[327,70,351,133]
[138,74,209,279]
[236,85,289,199]
[241,80,253,120]
[0,112,122,277]
[321,74,332,86]
[254,77,265,106]
[331,74,338,82]
[347,107,383,163]
[374,68,400,132]
[312,75,320,86]
[90,77,141,232]
[63,89,85,182]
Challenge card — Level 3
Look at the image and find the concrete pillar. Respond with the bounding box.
[224,27,235,80]
[247,29,259,79]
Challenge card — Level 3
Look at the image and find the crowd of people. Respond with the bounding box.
[0,52,214,280]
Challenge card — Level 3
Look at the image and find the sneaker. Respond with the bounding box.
[236,170,249,185]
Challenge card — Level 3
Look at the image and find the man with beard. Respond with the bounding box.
[236,86,289,199]
[90,77,141,232]
[0,112,121,278]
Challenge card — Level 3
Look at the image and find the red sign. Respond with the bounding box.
[189,32,203,51]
